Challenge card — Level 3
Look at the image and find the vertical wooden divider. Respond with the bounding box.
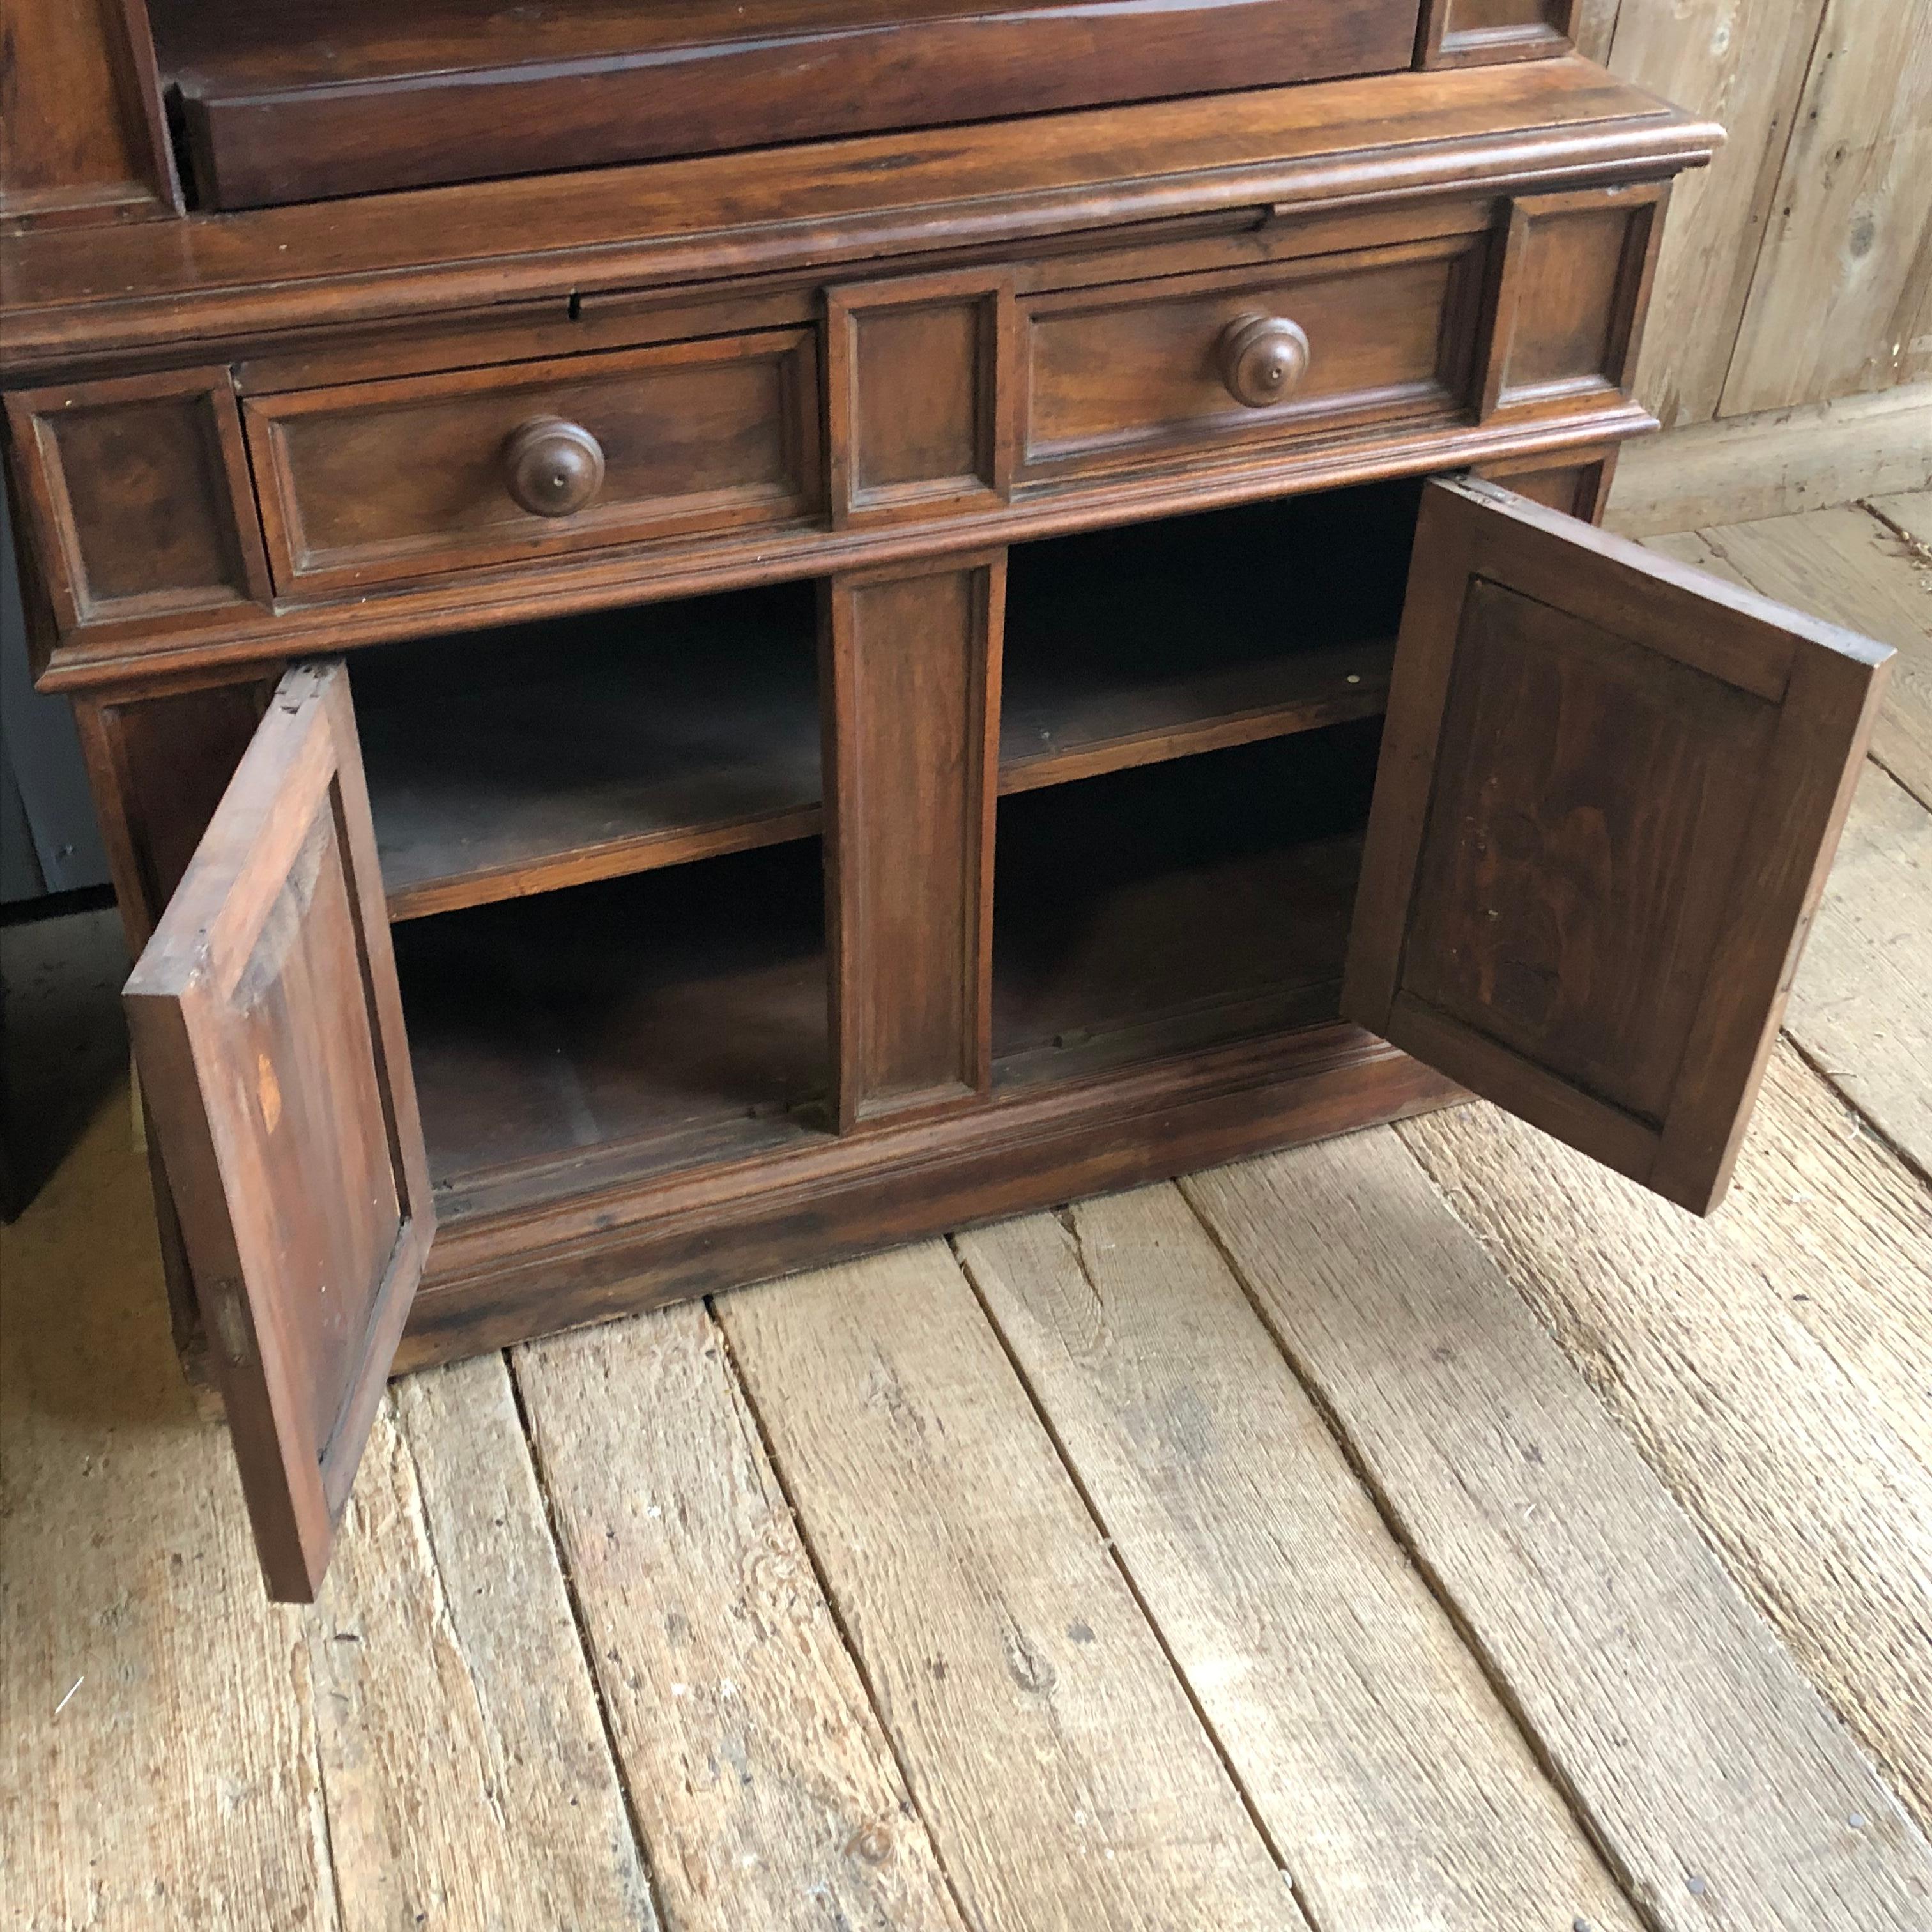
[820,550,1006,1131]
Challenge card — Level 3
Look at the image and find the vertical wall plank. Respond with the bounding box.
[822,554,1003,1130]
[1607,0,1831,427]
[1721,0,1932,413]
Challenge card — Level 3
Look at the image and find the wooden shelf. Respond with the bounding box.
[358,586,823,923]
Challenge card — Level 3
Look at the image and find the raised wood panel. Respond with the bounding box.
[0,0,176,227]
[1346,479,1891,1213]
[1418,0,1578,69]
[244,330,822,593]
[1020,235,1487,477]
[123,662,432,1603]
[1483,184,1665,415]
[826,271,1016,525]
[4,370,272,634]
[1721,0,1932,412]
[822,556,1004,1128]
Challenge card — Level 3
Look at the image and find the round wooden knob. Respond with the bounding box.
[1216,314,1311,408]
[502,417,605,518]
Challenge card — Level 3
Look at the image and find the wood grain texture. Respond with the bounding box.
[1659,507,1932,808]
[312,1360,658,1929]
[1,1096,337,1932]
[512,1299,970,1932]
[1605,383,1932,536]
[1605,0,1832,427]
[1882,489,1932,546]
[1183,1133,1932,1932]
[714,1240,1311,1932]
[1721,0,1932,413]
[823,557,1002,1128]
[956,1188,1644,1932]
[1400,1041,1932,1832]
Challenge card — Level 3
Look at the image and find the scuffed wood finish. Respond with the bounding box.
[823,556,1003,1129]
[0,1099,336,1932]
[956,1188,1644,1932]
[123,663,433,1602]
[827,270,1016,526]
[1721,0,1932,411]
[0,62,1724,374]
[1606,383,1932,536]
[245,331,822,594]
[5,367,272,643]
[155,0,1425,210]
[714,1240,1312,1932]
[0,0,176,227]
[512,1300,970,1931]
[1347,477,1892,1212]
[1401,1041,1932,1831]
[312,1361,659,1928]
[1020,236,1486,477]
[1183,1133,1932,1932]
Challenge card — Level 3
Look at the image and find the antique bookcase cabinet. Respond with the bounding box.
[2,0,1894,1600]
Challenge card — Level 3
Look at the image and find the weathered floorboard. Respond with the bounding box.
[956,1188,1644,1932]
[1401,1041,1932,1833]
[512,1298,970,1932]
[1878,489,1932,547]
[1184,1133,1932,1932]
[312,1358,659,1930]
[715,1240,1307,1932]
[1,1095,339,1932]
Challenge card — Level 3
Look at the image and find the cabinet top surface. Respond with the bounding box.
[1,59,1717,376]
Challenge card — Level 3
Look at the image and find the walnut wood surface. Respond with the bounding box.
[1346,478,1892,1213]
[122,663,434,1601]
[154,0,1424,210]
[823,556,1004,1128]
[0,63,1723,374]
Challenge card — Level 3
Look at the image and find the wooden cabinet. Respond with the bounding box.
[1,4,1894,1601]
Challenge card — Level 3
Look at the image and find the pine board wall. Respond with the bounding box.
[1583,0,1932,429]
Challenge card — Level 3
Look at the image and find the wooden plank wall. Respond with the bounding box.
[1590,0,1932,429]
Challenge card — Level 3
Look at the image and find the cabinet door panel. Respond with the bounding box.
[124,661,432,1601]
[1346,478,1891,1213]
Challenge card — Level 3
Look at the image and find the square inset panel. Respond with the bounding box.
[825,270,1016,526]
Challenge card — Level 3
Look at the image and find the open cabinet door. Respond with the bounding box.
[1345,479,1892,1215]
[124,662,432,1601]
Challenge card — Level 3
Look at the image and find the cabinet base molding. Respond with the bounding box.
[1606,381,1932,537]
[395,1025,1460,1372]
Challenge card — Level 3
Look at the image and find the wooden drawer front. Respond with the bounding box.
[247,331,822,594]
[1020,238,1487,480]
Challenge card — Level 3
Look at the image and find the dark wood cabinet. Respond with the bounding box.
[1,1,1894,1600]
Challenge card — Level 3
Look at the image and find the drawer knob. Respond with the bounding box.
[1217,314,1310,409]
[503,417,606,518]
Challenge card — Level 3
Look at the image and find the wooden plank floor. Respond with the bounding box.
[6,493,1931,1931]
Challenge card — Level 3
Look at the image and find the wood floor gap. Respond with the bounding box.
[1776,1025,1932,1194]
[698,1291,983,1932]
[1170,1162,1671,1932]
[942,1228,1311,1914]
[500,1344,673,1932]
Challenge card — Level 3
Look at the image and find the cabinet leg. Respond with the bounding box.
[822,552,1004,1130]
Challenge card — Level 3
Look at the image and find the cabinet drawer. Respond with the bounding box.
[245,330,822,594]
[1020,236,1488,479]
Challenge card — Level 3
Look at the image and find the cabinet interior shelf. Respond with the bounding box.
[359,491,1414,922]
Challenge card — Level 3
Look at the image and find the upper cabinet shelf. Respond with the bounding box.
[151,0,1427,210]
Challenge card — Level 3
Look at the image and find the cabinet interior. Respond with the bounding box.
[361,476,1423,1215]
